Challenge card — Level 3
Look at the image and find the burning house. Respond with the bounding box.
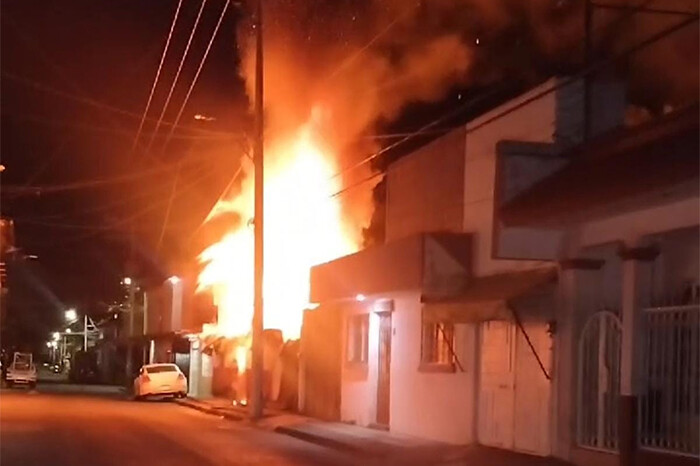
[304,77,699,466]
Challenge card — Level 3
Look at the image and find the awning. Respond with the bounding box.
[422,267,557,323]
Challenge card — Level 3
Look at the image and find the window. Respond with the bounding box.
[421,322,455,366]
[346,314,369,364]
[145,364,179,374]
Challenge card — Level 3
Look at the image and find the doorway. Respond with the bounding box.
[478,320,551,455]
[376,312,392,427]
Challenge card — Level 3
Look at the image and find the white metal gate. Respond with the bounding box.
[577,311,622,451]
[638,305,700,457]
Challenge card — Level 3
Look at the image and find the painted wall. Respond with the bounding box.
[390,292,477,444]
[340,304,380,427]
[463,81,563,276]
[337,291,478,444]
[386,128,466,242]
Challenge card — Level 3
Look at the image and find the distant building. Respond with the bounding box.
[304,77,699,466]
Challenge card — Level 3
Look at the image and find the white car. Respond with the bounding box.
[133,363,187,400]
[6,352,37,389]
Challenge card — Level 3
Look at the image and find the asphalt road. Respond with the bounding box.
[0,385,357,466]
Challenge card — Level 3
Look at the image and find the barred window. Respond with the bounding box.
[421,322,455,366]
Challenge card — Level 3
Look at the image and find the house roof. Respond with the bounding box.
[500,104,700,227]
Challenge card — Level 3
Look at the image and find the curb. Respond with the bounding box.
[273,426,368,456]
[174,398,245,421]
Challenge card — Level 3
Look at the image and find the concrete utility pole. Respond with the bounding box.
[125,277,136,383]
[583,0,593,140]
[250,0,265,421]
[83,314,88,351]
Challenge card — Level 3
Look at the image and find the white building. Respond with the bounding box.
[302,78,699,466]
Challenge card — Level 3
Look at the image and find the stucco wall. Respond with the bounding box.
[386,129,466,242]
[338,291,478,444]
[390,292,477,444]
[464,82,560,276]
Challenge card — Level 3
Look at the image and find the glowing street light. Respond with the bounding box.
[123,277,132,286]
[65,308,77,322]
[65,328,72,334]
[167,275,181,285]
[355,294,366,302]
[52,332,60,341]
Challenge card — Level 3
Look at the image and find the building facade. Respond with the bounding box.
[304,78,699,466]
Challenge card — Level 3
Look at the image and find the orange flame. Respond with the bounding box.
[197,112,358,340]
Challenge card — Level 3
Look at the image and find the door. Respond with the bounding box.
[376,313,392,427]
[478,321,516,449]
[513,322,551,455]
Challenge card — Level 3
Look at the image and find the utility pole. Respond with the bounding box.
[584,0,593,140]
[125,224,136,384]
[250,0,265,421]
[83,315,88,351]
[125,276,136,382]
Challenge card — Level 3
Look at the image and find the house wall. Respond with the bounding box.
[339,291,478,444]
[464,81,564,276]
[386,128,466,242]
[556,204,699,465]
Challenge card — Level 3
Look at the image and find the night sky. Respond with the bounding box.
[1,0,697,349]
[1,0,247,346]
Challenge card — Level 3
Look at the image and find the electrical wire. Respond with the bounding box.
[0,71,231,138]
[2,156,202,195]
[322,1,420,85]
[160,0,231,156]
[328,12,698,197]
[144,0,209,156]
[130,0,184,155]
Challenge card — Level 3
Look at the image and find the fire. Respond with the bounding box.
[197,112,358,340]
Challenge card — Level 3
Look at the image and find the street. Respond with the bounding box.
[0,385,356,466]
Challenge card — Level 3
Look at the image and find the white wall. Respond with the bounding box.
[390,292,477,444]
[464,81,560,276]
[576,197,700,248]
[340,306,380,426]
[338,291,478,444]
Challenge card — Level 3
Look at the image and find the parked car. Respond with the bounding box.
[133,363,187,400]
[6,352,37,388]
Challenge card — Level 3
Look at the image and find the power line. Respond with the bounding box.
[2,113,245,141]
[131,0,185,155]
[144,0,209,156]
[0,71,231,138]
[2,158,198,195]
[160,0,231,156]
[328,12,698,197]
[322,2,420,85]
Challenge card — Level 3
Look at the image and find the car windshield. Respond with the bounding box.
[145,364,179,374]
[14,362,30,371]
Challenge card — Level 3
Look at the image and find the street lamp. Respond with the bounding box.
[65,308,77,322]
[52,332,60,341]
[65,328,72,334]
[167,275,181,285]
[123,277,132,286]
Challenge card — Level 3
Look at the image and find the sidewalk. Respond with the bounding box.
[175,397,573,465]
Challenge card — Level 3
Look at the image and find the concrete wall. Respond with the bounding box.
[386,128,466,242]
[464,81,560,276]
[339,291,478,445]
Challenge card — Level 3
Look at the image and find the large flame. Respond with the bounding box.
[197,113,358,340]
